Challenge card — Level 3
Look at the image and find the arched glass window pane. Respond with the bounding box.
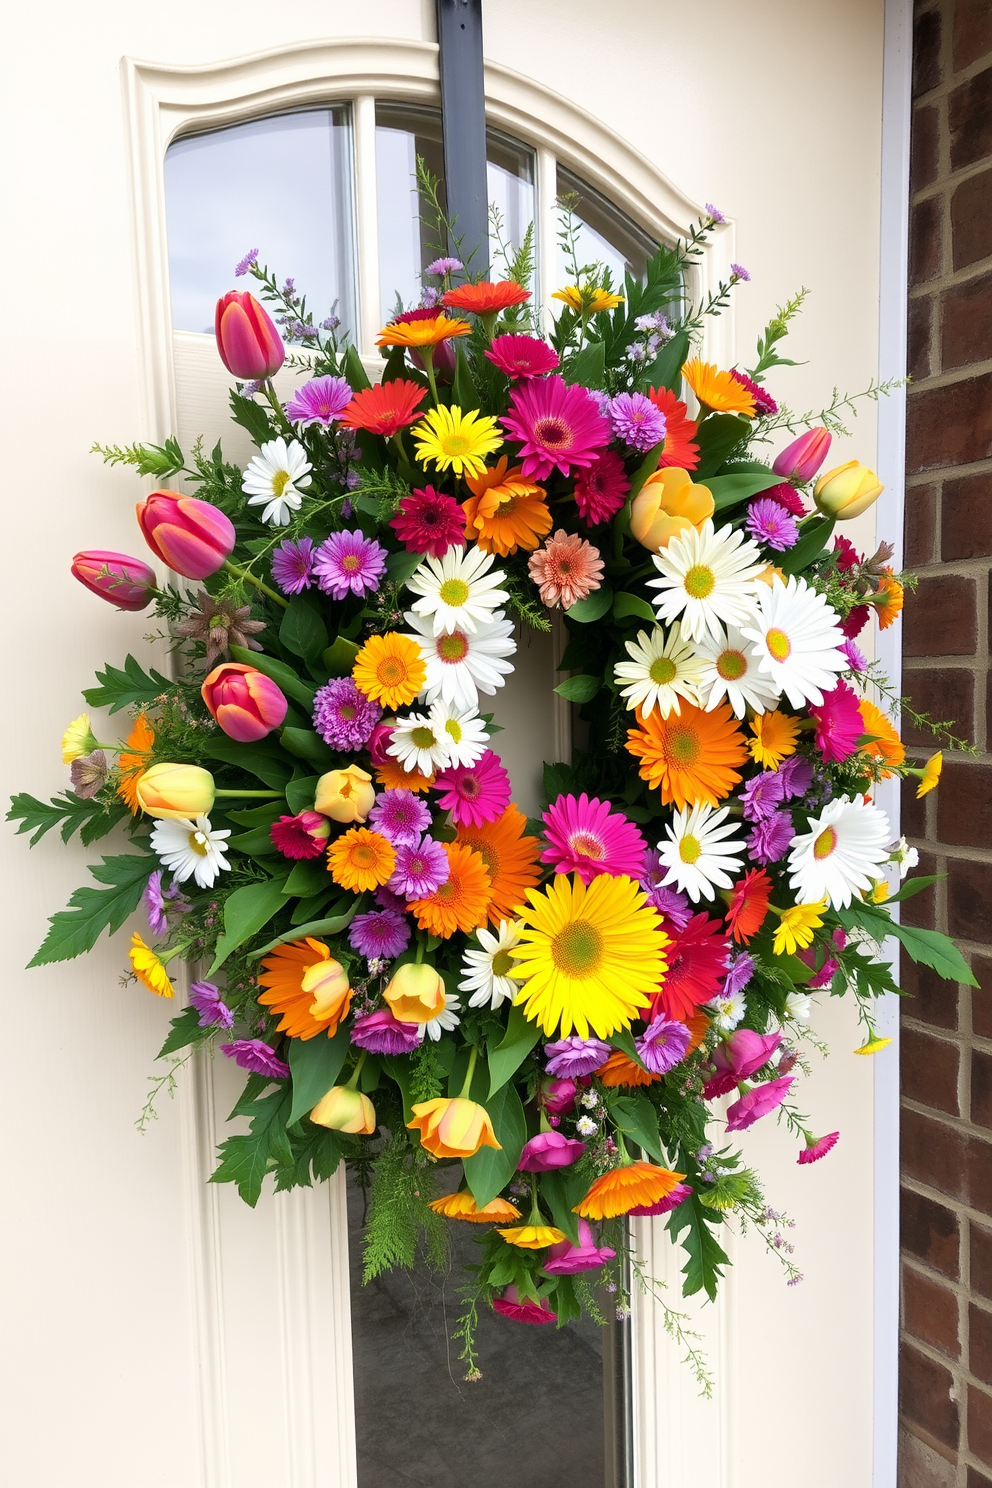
[164,109,356,336]
[556,166,657,287]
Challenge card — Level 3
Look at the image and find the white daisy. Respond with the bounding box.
[406,608,516,712]
[647,518,765,644]
[242,437,313,525]
[707,991,747,1032]
[406,545,510,635]
[386,712,452,775]
[785,990,812,1021]
[150,814,231,889]
[694,621,782,717]
[458,920,525,1009]
[613,623,705,718]
[423,991,462,1042]
[739,575,846,708]
[787,795,891,909]
[889,836,920,879]
[428,699,490,767]
[656,801,747,903]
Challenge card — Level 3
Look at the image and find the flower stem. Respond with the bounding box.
[420,346,440,406]
[345,1050,368,1091]
[222,559,289,609]
[414,933,426,965]
[458,1044,479,1100]
[262,378,295,438]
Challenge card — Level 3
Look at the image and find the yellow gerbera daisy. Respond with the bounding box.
[510,872,668,1038]
[772,899,828,956]
[328,828,396,893]
[552,284,624,314]
[681,358,756,416]
[749,709,800,769]
[412,405,503,479]
[376,313,472,348]
[917,751,943,798]
[352,632,426,710]
[854,1036,893,1056]
[128,933,174,999]
[61,712,98,763]
[497,1225,565,1250]
[429,1191,521,1223]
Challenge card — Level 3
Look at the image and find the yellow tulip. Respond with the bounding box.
[310,1085,377,1134]
[135,762,215,820]
[629,467,714,552]
[383,961,446,1024]
[813,461,884,520]
[407,1097,502,1159]
[301,956,351,1024]
[314,763,375,823]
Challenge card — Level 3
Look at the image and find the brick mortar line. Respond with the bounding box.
[898,1417,959,1471]
[902,1252,992,1315]
[906,359,992,393]
[901,1017,992,1055]
[902,1095,992,1141]
[903,557,992,576]
[909,255,992,298]
[912,52,992,110]
[907,458,992,484]
[911,154,992,206]
[902,1174,992,1232]
[902,838,992,864]
[903,658,986,672]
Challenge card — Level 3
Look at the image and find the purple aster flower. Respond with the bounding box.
[731,263,750,281]
[313,530,387,600]
[271,537,316,596]
[284,375,353,427]
[143,870,169,936]
[221,1040,289,1078]
[644,884,692,932]
[746,497,798,552]
[426,256,464,276]
[740,770,786,823]
[636,1018,691,1075]
[375,884,408,914]
[234,248,258,276]
[419,286,444,308]
[609,392,668,452]
[705,203,726,224]
[313,677,382,750]
[640,848,666,889]
[545,1036,612,1078]
[369,789,432,846]
[389,836,450,899]
[748,809,794,865]
[722,950,755,999]
[322,315,341,332]
[239,381,261,399]
[634,311,670,334]
[351,1008,423,1055]
[777,755,815,802]
[841,638,867,673]
[189,980,234,1030]
[348,908,411,962]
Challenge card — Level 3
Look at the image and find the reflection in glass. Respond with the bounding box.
[348,1167,624,1488]
[556,166,657,287]
[164,109,356,337]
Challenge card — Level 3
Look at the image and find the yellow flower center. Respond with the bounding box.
[188,830,210,857]
[717,648,747,681]
[683,564,715,599]
[444,719,464,744]
[411,726,437,750]
[491,949,515,977]
[377,655,408,686]
[766,626,792,661]
[663,725,701,768]
[439,578,470,606]
[533,416,572,451]
[679,833,702,864]
[649,655,677,685]
[271,470,292,497]
[437,632,470,663]
[569,831,604,860]
[813,826,837,860]
[550,918,604,978]
[442,433,470,455]
[341,553,361,571]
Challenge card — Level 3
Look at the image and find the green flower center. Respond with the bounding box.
[649,655,677,685]
[717,649,747,681]
[550,919,604,978]
[410,727,437,749]
[439,578,470,606]
[491,949,515,977]
[663,726,701,768]
[683,564,715,599]
[437,632,470,663]
[679,833,702,864]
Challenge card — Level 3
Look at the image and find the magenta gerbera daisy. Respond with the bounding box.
[485,333,560,380]
[649,912,728,1021]
[312,677,382,750]
[540,792,647,884]
[271,537,316,595]
[729,369,777,415]
[313,530,387,600]
[760,481,808,517]
[350,1007,421,1054]
[433,748,511,827]
[798,1131,840,1165]
[348,908,412,963]
[573,450,631,525]
[369,788,432,845]
[390,486,466,558]
[270,811,330,860]
[501,375,611,479]
[284,375,353,427]
[809,679,863,763]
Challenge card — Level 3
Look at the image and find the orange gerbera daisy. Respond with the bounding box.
[374,758,435,793]
[858,698,905,776]
[455,804,542,924]
[441,280,531,315]
[377,313,471,349]
[682,1009,710,1054]
[257,937,353,1039]
[749,709,800,769]
[625,699,747,809]
[462,457,552,556]
[338,379,426,438]
[681,358,756,417]
[328,828,396,893]
[647,386,700,470]
[116,711,155,813]
[574,1162,687,1220]
[409,841,492,938]
[353,632,426,710]
[875,570,904,630]
[429,1190,521,1223]
[596,1049,661,1088]
[725,868,773,944]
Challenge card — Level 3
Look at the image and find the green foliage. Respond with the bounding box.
[91,437,185,479]
[82,654,172,714]
[209,1085,293,1207]
[28,852,154,966]
[555,674,601,704]
[287,1032,350,1125]
[487,1004,543,1096]
[838,900,977,987]
[668,1193,730,1301]
[463,1080,527,1207]
[7,790,127,847]
[208,874,291,975]
[156,1006,213,1058]
[228,389,273,446]
[360,1133,448,1283]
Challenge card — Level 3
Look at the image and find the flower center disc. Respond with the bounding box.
[410,727,437,749]
[352,843,378,869]
[569,831,604,860]
[550,918,604,978]
[444,719,464,744]
[678,833,702,864]
[766,626,792,661]
[342,553,361,571]
[438,578,470,606]
[491,949,515,977]
[683,564,716,600]
[649,656,677,685]
[444,435,470,455]
[663,726,701,767]
[339,703,356,721]
[188,831,210,857]
[377,656,407,686]
[437,631,470,663]
[271,470,292,497]
[717,649,747,681]
[533,417,572,450]
[813,826,837,860]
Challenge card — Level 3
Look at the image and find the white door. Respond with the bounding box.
[1,4,900,1486]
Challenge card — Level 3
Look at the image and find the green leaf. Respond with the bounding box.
[343,343,372,393]
[694,414,751,477]
[227,825,280,857]
[668,1193,729,1301]
[229,645,316,709]
[290,889,336,923]
[7,791,127,847]
[541,1168,588,1245]
[285,774,322,814]
[322,637,360,676]
[228,389,273,446]
[279,596,329,668]
[565,587,613,624]
[288,1032,350,1125]
[82,654,172,714]
[888,873,943,903]
[463,1081,527,1208]
[452,342,480,409]
[890,921,978,986]
[488,1004,543,1096]
[28,852,154,967]
[564,339,606,390]
[555,674,601,703]
[385,548,424,586]
[612,592,657,625]
[281,858,333,898]
[208,874,290,975]
[778,516,835,576]
[202,736,291,790]
[609,1093,665,1163]
[639,328,690,393]
[248,900,362,959]
[156,1006,211,1059]
[705,471,781,511]
[209,1087,292,1207]
[609,1025,651,1074]
[279,727,334,768]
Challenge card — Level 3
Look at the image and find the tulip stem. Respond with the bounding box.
[414,933,426,965]
[345,1050,368,1091]
[214,789,283,799]
[262,379,296,438]
[458,1044,479,1100]
[222,559,289,609]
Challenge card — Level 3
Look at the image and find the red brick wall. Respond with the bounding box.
[901,3,992,1483]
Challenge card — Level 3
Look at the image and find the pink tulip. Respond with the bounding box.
[543,1220,617,1275]
[201,662,288,743]
[367,723,395,767]
[704,1029,782,1101]
[540,1077,578,1115]
[517,1131,586,1171]
[136,491,235,580]
[215,291,285,380]
[772,427,832,483]
[70,550,155,610]
[725,1075,794,1132]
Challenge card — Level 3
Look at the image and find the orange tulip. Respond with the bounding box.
[383,962,446,1024]
[629,466,714,552]
[407,1097,502,1159]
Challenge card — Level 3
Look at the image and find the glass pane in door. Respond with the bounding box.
[555,165,658,287]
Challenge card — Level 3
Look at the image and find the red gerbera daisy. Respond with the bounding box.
[573,450,631,525]
[649,912,728,1021]
[390,486,466,557]
[760,481,807,517]
[442,280,531,315]
[725,868,772,944]
[646,386,700,470]
[339,379,427,438]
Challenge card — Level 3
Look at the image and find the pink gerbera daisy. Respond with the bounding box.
[649,913,729,1021]
[798,1131,840,1165]
[433,748,511,827]
[270,811,330,860]
[485,333,560,380]
[501,375,611,479]
[573,450,631,525]
[313,530,387,600]
[528,529,604,609]
[810,679,863,763]
[390,486,466,557]
[369,788,433,845]
[540,793,647,884]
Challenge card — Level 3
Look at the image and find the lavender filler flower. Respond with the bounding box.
[313,677,382,751]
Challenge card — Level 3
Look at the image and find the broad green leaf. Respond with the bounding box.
[281,859,333,898]
[610,1025,651,1073]
[639,328,691,394]
[668,1193,729,1301]
[280,727,334,768]
[202,736,292,790]
[566,586,613,624]
[694,413,751,477]
[209,1087,293,1207]
[488,1003,543,1096]
[288,1032,350,1125]
[778,515,835,576]
[208,874,290,975]
[82,654,173,714]
[463,1080,527,1208]
[452,342,481,408]
[564,339,606,390]
[228,389,273,446]
[225,801,284,827]
[705,471,781,510]
[291,889,336,923]
[541,1168,588,1244]
[156,1006,211,1059]
[554,674,601,703]
[890,921,978,986]
[609,1093,666,1163]
[888,873,942,903]
[227,825,280,856]
[285,774,322,815]
[612,592,657,625]
[322,636,360,676]
[343,343,372,392]
[279,597,329,668]
[229,645,315,709]
[248,899,362,959]
[7,790,127,847]
[385,548,425,586]
[28,852,155,967]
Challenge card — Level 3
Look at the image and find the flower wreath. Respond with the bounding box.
[11,213,970,1373]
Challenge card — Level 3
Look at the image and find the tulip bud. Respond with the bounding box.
[201,662,288,743]
[407,1096,502,1159]
[299,811,331,845]
[300,955,351,1028]
[772,427,832,483]
[310,1085,377,1135]
[314,764,375,823]
[383,962,446,1024]
[629,467,714,552]
[215,291,286,380]
[814,461,884,521]
[71,550,156,611]
[135,762,216,820]
[136,492,236,581]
